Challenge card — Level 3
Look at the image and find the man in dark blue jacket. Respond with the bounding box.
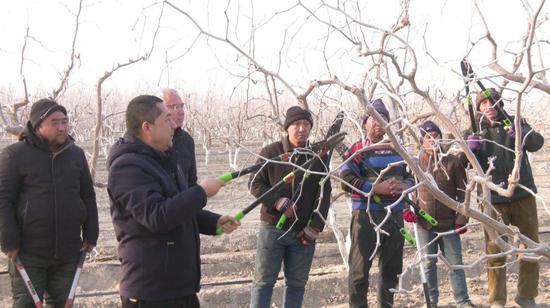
[108,95,240,308]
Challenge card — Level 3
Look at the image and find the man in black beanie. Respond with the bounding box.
[283,106,313,131]
[414,120,475,307]
[0,98,99,307]
[29,98,69,149]
[249,106,331,308]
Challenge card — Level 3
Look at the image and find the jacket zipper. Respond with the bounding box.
[50,142,73,259]
[50,152,58,258]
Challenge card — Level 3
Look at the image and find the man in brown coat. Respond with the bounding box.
[408,120,475,307]
[249,106,331,308]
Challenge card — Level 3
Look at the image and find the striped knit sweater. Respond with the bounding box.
[339,139,414,211]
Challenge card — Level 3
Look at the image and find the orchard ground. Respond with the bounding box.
[0,138,549,307]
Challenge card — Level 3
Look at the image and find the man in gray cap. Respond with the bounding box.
[0,98,98,307]
[467,89,544,308]
[249,106,332,308]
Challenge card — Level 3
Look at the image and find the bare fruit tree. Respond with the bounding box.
[0,0,83,135]
[1,0,549,304]
[161,0,550,296]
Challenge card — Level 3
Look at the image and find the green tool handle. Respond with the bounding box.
[217,173,234,183]
[403,197,439,226]
[501,117,513,130]
[276,214,288,230]
[275,173,315,230]
[400,227,415,245]
[215,211,245,235]
[418,209,438,226]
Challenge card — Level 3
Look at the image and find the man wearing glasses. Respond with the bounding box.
[161,88,198,187]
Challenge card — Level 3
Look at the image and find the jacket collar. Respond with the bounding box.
[476,113,510,129]
[281,135,311,153]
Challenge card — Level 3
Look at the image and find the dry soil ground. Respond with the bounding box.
[1,140,549,307]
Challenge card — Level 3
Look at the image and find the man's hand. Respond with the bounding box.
[217,215,241,234]
[373,179,393,196]
[274,197,295,219]
[81,242,95,253]
[374,178,408,197]
[467,135,482,151]
[5,249,19,261]
[200,178,225,197]
[390,181,409,197]
[297,226,320,245]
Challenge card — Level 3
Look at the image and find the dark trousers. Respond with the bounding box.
[121,294,200,308]
[9,252,78,308]
[348,210,404,308]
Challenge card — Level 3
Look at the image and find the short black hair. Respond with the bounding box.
[126,95,164,137]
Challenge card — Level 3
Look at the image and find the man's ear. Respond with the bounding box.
[141,121,152,135]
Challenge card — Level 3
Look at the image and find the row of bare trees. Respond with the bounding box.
[1,0,550,296]
[160,0,550,294]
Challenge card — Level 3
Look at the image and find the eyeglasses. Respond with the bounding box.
[167,103,185,111]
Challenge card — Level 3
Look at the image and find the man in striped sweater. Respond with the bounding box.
[340,99,414,308]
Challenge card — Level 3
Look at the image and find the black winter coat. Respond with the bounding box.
[0,123,98,260]
[172,127,197,187]
[107,134,220,301]
[472,116,544,203]
[249,137,332,232]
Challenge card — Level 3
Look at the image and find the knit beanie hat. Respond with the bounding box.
[419,120,442,138]
[29,98,67,129]
[475,88,503,111]
[283,106,313,130]
[362,98,390,125]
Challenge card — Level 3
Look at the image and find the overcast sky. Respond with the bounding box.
[0,0,547,104]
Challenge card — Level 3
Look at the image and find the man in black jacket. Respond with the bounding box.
[108,95,240,308]
[466,88,544,308]
[0,98,99,307]
[161,88,197,187]
[249,106,331,308]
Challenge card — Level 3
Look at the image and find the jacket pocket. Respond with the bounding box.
[18,199,51,239]
[164,241,176,274]
[162,237,195,288]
